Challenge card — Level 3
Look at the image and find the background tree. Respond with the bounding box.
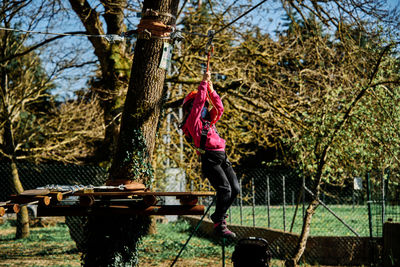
[157,2,400,266]
[0,0,105,239]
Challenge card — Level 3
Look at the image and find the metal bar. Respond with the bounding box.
[252,177,256,227]
[302,176,305,218]
[222,237,226,267]
[239,177,243,225]
[283,175,286,232]
[366,172,373,238]
[267,175,270,228]
[352,184,355,211]
[382,171,385,227]
[304,186,360,237]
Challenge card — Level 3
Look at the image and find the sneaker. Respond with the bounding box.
[214,220,236,238]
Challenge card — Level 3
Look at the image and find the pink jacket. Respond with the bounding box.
[183,81,226,151]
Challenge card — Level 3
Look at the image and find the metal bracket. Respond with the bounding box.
[205,30,215,54]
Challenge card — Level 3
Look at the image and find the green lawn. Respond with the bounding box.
[220,204,371,236]
[0,219,295,267]
[0,203,379,266]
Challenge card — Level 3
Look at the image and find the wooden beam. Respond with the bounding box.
[37,204,205,216]
[9,195,51,206]
[72,191,215,197]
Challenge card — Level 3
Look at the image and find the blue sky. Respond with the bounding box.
[18,0,399,98]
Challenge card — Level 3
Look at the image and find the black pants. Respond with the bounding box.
[201,151,240,223]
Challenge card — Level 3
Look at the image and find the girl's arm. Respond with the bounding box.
[208,81,224,123]
[185,76,209,131]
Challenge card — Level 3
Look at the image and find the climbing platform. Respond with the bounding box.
[0,182,215,217]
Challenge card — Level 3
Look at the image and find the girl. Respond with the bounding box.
[181,71,239,238]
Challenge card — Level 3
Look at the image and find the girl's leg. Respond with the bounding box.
[201,151,232,223]
[222,158,240,211]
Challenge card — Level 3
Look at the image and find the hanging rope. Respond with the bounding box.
[204,36,219,126]
[124,18,174,40]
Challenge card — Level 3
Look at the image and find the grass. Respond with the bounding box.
[0,218,293,267]
[1,202,376,266]
[223,204,371,236]
[0,220,80,266]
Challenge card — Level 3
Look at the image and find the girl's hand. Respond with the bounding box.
[202,71,211,82]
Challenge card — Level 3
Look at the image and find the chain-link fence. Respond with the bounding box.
[0,162,399,266]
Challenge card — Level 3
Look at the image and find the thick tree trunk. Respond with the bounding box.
[82,1,179,266]
[109,0,178,180]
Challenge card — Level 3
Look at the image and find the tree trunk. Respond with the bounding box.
[10,159,29,239]
[0,69,29,239]
[108,0,178,180]
[285,198,319,267]
[82,1,179,266]
[68,0,131,163]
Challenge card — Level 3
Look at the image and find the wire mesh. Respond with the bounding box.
[0,162,399,266]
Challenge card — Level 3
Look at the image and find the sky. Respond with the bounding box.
[11,0,400,99]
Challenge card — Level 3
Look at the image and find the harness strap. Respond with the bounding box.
[200,121,210,152]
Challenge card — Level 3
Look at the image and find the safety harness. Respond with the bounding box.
[184,119,219,154]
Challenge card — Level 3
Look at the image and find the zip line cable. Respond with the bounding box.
[174,0,269,39]
[213,0,268,36]
[0,0,268,42]
[0,26,104,38]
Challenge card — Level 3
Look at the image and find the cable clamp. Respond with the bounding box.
[170,30,184,42]
[104,34,125,43]
[205,30,215,53]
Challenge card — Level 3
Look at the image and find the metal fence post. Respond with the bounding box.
[266,175,270,228]
[366,172,373,238]
[302,175,305,218]
[252,177,256,227]
[352,184,355,211]
[382,170,385,227]
[283,175,286,232]
[239,177,243,225]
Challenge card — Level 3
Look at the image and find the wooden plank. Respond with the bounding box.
[37,204,205,216]
[9,195,52,206]
[0,201,11,207]
[19,189,50,196]
[72,191,215,197]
